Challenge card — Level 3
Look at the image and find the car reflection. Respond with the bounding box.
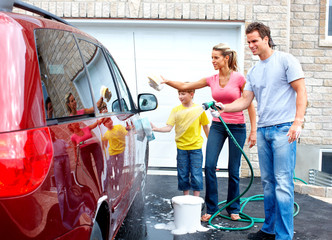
[50,128,95,229]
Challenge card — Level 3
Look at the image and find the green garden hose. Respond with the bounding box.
[203,103,304,231]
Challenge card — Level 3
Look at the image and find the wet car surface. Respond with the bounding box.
[0,2,157,239]
[116,174,332,240]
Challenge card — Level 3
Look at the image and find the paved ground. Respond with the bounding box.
[115,174,332,240]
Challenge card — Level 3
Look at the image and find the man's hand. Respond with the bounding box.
[209,108,220,118]
[287,119,303,143]
[214,102,225,111]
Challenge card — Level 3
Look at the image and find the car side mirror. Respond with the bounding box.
[138,93,158,112]
[112,98,129,112]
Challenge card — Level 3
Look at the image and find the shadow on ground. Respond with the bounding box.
[115,175,332,240]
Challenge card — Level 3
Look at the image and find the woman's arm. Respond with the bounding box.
[247,102,257,148]
[88,119,103,129]
[71,140,79,165]
[84,96,104,114]
[161,76,208,91]
[240,82,256,148]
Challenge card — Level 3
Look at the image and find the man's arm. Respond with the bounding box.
[287,78,307,143]
[223,90,255,112]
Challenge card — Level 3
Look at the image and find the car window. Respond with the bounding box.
[75,38,120,115]
[35,29,95,120]
[106,53,133,112]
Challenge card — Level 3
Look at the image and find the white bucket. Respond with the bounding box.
[171,195,209,235]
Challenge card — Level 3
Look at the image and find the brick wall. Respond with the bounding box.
[18,0,332,177]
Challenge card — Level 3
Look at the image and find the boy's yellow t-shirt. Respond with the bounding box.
[166,103,209,150]
[103,125,127,156]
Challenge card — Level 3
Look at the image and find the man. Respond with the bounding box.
[216,22,307,240]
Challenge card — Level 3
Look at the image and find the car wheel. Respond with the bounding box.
[90,221,104,240]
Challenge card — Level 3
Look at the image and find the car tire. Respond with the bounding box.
[90,221,104,240]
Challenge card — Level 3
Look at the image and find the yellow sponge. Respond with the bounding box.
[100,85,112,102]
[147,75,164,91]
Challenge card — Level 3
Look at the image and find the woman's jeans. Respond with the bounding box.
[80,142,104,191]
[257,122,296,240]
[54,155,72,224]
[205,121,246,215]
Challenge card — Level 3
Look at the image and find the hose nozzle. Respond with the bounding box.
[202,101,216,110]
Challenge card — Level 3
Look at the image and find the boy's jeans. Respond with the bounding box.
[257,122,296,240]
[177,148,203,191]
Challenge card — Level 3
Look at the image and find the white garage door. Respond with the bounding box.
[70,19,245,170]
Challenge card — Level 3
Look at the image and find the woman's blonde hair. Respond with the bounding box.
[213,43,238,71]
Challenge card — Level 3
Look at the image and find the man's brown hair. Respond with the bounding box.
[246,22,276,49]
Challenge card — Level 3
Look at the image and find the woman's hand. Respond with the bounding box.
[248,130,257,148]
[160,76,169,84]
[96,97,104,109]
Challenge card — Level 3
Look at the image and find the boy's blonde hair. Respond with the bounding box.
[178,89,195,94]
[178,82,195,93]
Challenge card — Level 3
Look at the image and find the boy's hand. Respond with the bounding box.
[150,122,157,131]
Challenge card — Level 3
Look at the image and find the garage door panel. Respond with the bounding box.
[70,20,242,169]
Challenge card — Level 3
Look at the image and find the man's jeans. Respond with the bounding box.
[257,122,296,240]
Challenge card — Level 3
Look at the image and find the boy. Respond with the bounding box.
[152,89,209,196]
[102,117,128,191]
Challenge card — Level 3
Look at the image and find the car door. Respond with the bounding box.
[36,28,106,232]
[75,35,147,233]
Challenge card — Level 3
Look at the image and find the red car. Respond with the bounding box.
[0,1,157,239]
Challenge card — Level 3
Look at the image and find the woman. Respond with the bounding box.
[68,121,104,192]
[65,92,103,116]
[51,128,94,228]
[161,43,257,221]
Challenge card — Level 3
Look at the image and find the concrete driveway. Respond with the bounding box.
[115,174,332,240]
